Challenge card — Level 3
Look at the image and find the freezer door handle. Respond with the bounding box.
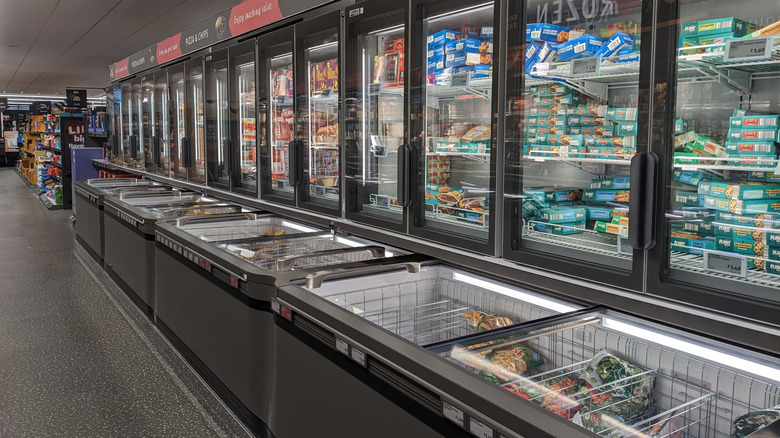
[174,212,257,226]
[305,262,422,289]
[628,151,659,250]
[276,245,386,271]
[223,138,232,175]
[397,143,412,207]
[111,134,119,157]
[288,139,304,186]
[129,135,138,159]
[182,137,192,168]
[152,136,161,165]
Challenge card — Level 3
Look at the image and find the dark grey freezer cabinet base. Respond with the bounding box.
[154,243,276,436]
[103,211,155,317]
[74,187,105,264]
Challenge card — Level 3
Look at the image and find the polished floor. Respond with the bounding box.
[0,168,252,437]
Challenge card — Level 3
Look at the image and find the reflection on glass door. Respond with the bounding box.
[414,1,496,246]
[130,78,143,169]
[119,82,131,166]
[344,4,406,230]
[269,52,294,198]
[169,64,186,180]
[154,71,170,177]
[504,0,643,276]
[662,0,780,305]
[142,74,154,173]
[206,51,230,190]
[186,58,206,184]
[230,41,257,196]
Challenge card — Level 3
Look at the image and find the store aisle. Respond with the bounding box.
[0,168,253,437]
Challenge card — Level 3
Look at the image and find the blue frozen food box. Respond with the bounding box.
[427,56,445,73]
[427,45,445,59]
[453,64,491,78]
[526,23,571,42]
[445,39,481,53]
[481,26,493,38]
[595,32,633,57]
[526,41,558,75]
[427,30,458,47]
[445,50,482,68]
[617,53,640,63]
[557,35,605,61]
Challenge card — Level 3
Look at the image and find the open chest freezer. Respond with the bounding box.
[102,190,246,315]
[271,264,584,438]
[74,178,168,263]
[152,214,411,436]
[273,265,780,438]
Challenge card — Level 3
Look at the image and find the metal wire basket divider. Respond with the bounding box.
[444,316,780,437]
[322,276,561,346]
[179,217,306,243]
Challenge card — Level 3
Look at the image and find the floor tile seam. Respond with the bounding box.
[73,243,250,438]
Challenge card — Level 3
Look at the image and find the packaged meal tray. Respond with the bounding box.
[571,350,655,435]
[731,406,780,438]
[461,310,513,333]
[450,338,548,384]
[507,372,581,419]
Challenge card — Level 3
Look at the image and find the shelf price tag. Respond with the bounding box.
[469,417,494,438]
[724,37,773,62]
[350,346,367,367]
[442,401,465,428]
[335,338,349,356]
[570,57,600,76]
[704,252,747,278]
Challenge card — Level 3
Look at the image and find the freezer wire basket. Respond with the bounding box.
[182,218,308,243]
[323,276,560,346]
[445,315,780,437]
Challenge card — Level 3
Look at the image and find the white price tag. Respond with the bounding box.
[704,252,747,278]
[534,62,550,75]
[442,401,465,428]
[724,37,773,62]
[570,57,600,75]
[335,338,349,356]
[271,300,281,314]
[469,418,494,438]
[350,347,367,367]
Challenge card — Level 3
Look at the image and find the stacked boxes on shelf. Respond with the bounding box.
[427,26,493,85]
[679,17,757,55]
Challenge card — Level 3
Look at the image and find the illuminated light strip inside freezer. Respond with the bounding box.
[451,272,579,313]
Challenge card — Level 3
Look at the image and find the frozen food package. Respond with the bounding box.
[461,125,491,142]
[646,411,683,438]
[731,406,780,438]
[571,350,655,434]
[461,310,513,332]
[510,372,580,419]
[451,340,548,383]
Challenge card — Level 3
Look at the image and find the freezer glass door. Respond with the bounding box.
[169,64,187,181]
[258,27,295,205]
[141,74,154,173]
[129,78,143,169]
[205,50,230,191]
[412,0,496,251]
[431,308,780,437]
[230,41,257,197]
[296,12,341,215]
[118,82,131,166]
[503,0,645,285]
[186,57,206,184]
[154,71,170,177]
[344,4,407,230]
[654,1,780,319]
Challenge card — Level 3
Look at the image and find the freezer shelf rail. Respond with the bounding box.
[428,308,780,438]
[309,265,580,346]
[117,193,246,219]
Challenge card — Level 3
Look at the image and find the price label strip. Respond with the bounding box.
[703,251,748,279]
[570,57,600,76]
[724,36,773,63]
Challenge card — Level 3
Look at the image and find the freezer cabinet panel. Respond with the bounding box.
[104,211,155,312]
[432,308,780,437]
[185,57,206,185]
[154,71,171,178]
[655,0,780,316]
[344,2,406,231]
[230,41,258,197]
[205,50,230,191]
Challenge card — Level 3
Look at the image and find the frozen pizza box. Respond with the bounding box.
[594,221,628,237]
[724,142,777,155]
[716,211,780,230]
[714,235,768,258]
[526,23,572,42]
[675,119,695,134]
[605,107,638,121]
[445,39,481,53]
[703,196,780,215]
[591,177,630,190]
[428,30,458,47]
[534,221,586,235]
[767,246,780,261]
[671,234,715,255]
[533,83,574,96]
[714,222,770,242]
[747,172,780,183]
[535,207,587,223]
[671,219,715,236]
[675,190,706,207]
[557,35,605,61]
[769,231,780,247]
[616,122,638,136]
[731,154,778,168]
[525,187,583,204]
[673,169,711,186]
[766,260,780,276]
[691,136,727,157]
[728,129,780,142]
[696,17,755,37]
[583,189,630,203]
[741,115,780,129]
[584,206,614,220]
[708,181,780,200]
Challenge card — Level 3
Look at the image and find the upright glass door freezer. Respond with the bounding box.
[74,178,168,263]
[205,49,231,191]
[141,73,155,174]
[258,26,296,206]
[103,190,244,315]
[154,70,170,178]
[295,10,342,216]
[185,56,206,185]
[344,0,408,233]
[274,266,780,437]
[169,63,188,181]
[153,214,408,435]
[129,77,143,170]
[230,40,258,197]
[647,0,780,325]
[502,0,648,289]
[271,263,582,437]
[409,0,499,254]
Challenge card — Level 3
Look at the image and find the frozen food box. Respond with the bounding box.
[594,221,629,237]
[674,169,712,186]
[525,187,583,204]
[714,222,772,242]
[533,83,573,96]
[428,30,458,47]
[708,182,780,200]
[715,235,768,258]
[770,231,780,247]
[595,32,633,57]
[677,206,716,218]
[716,211,780,229]
[704,196,780,215]
[611,215,629,226]
[725,142,777,155]
[729,129,780,142]
[427,57,445,73]
[526,41,557,75]
[445,50,482,68]
[675,190,706,207]
[675,119,695,134]
[671,219,715,236]
[532,93,581,105]
[697,17,754,37]
[427,45,445,59]
[534,221,586,235]
[525,42,540,66]
[617,53,640,63]
[480,26,493,38]
[731,154,778,168]
[742,115,780,128]
[605,107,638,121]
[568,126,615,137]
[767,260,780,275]
[557,35,605,61]
[691,136,727,157]
[526,23,572,42]
[674,131,697,148]
[671,234,715,255]
[747,172,780,183]
[591,177,630,190]
[453,64,491,78]
[445,39,481,54]
[535,207,587,223]
[585,135,636,148]
[583,189,630,203]
[588,146,637,160]
[584,206,615,220]
[617,122,638,136]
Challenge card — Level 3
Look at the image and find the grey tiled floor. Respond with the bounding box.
[0,168,253,437]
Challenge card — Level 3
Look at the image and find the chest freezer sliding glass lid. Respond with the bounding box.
[427,307,780,437]
[113,192,245,220]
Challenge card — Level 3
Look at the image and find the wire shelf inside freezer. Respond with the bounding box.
[323,277,561,346]
[440,314,780,438]
[522,220,632,260]
[670,251,779,289]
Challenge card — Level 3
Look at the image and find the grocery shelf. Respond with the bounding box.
[673,155,780,172]
[425,208,489,231]
[525,150,634,165]
[523,220,632,260]
[427,78,492,99]
[671,251,779,289]
[41,146,62,154]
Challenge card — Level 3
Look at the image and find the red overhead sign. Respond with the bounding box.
[157,34,183,64]
[229,0,283,36]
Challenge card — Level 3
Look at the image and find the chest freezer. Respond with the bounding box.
[102,190,246,315]
[270,263,583,438]
[152,213,410,437]
[74,178,168,263]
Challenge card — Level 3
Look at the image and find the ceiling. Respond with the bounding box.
[0,0,240,99]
